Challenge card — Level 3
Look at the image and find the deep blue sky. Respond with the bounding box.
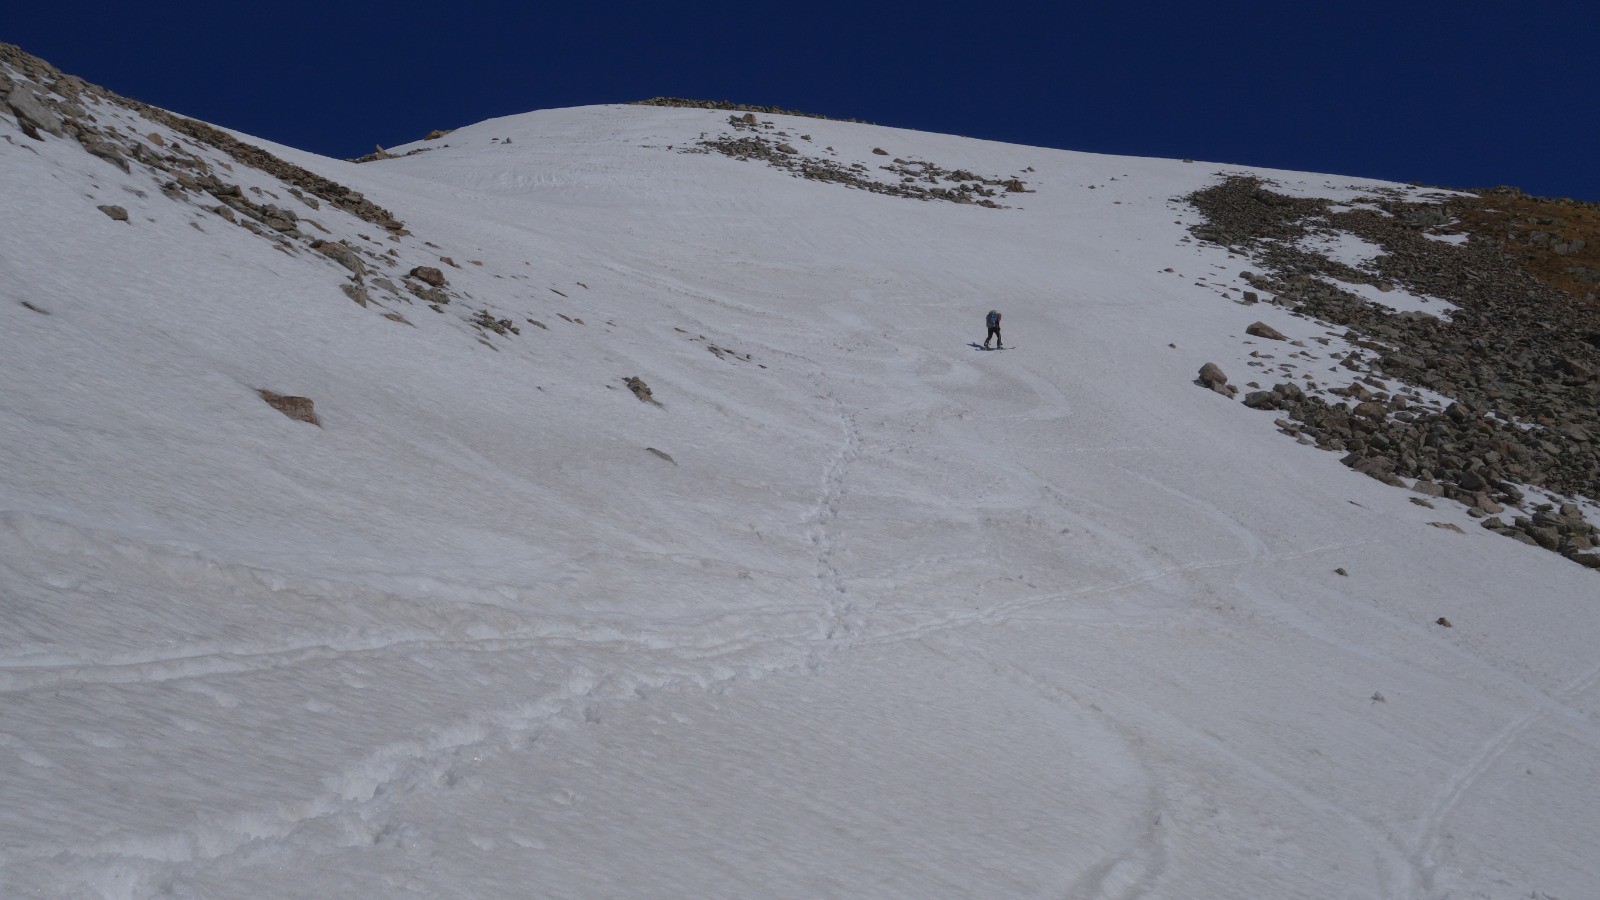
[9,0,1598,199]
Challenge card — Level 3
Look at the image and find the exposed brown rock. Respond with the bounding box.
[410,265,447,287]
[314,241,366,275]
[1246,321,1287,341]
[257,389,320,426]
[623,376,660,406]
[1197,362,1235,396]
[340,283,370,306]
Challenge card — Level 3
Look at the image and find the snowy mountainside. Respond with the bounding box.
[4,46,1600,898]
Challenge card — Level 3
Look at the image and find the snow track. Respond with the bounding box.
[1412,661,1600,896]
[5,100,1600,897]
[809,397,863,644]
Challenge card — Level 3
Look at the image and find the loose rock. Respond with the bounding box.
[410,265,447,287]
[623,376,660,406]
[257,389,320,426]
[1246,321,1288,340]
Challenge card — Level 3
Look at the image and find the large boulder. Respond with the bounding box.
[314,241,366,275]
[259,204,298,233]
[1243,390,1279,409]
[4,84,65,139]
[1352,400,1387,420]
[1197,362,1235,396]
[1411,480,1446,497]
[409,265,447,287]
[1246,321,1288,341]
[1273,382,1305,401]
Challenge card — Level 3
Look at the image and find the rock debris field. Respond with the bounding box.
[1184,175,1600,567]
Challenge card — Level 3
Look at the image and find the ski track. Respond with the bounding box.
[1411,660,1600,896]
[2,273,1381,895]
[0,499,1371,890]
[926,636,1173,900]
[7,99,1600,898]
[978,636,1424,900]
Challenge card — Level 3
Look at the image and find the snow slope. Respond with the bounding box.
[3,97,1599,899]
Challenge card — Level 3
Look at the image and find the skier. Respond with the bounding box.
[983,309,1003,350]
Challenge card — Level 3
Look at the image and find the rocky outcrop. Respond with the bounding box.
[0,42,405,234]
[5,83,64,138]
[0,42,526,349]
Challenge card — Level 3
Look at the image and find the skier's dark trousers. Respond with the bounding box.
[984,309,1003,350]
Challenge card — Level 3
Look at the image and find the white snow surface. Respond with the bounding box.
[1322,276,1460,319]
[3,101,1600,899]
[1297,228,1387,270]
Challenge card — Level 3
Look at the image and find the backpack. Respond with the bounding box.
[986,310,1000,328]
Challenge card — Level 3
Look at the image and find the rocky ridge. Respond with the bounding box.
[632,97,874,124]
[1186,175,1600,568]
[682,111,1032,207]
[0,44,404,233]
[0,42,558,350]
